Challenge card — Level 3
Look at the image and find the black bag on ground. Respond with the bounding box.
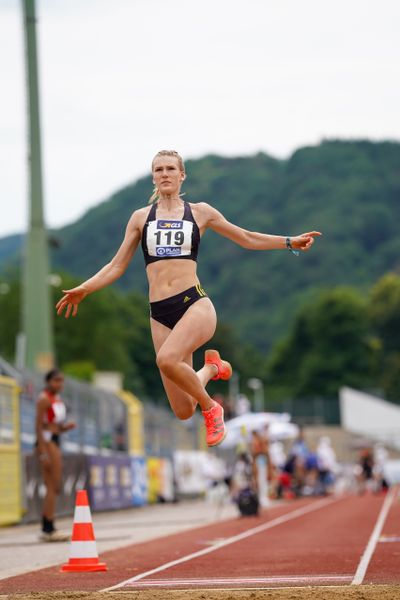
[237,487,259,516]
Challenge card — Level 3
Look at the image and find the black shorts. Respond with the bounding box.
[150,285,208,329]
[35,433,60,447]
[362,465,373,480]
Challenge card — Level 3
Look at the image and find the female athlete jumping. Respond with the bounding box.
[56,150,321,447]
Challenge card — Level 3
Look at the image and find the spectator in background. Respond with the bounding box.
[303,447,320,496]
[373,444,390,493]
[316,436,337,495]
[278,453,299,499]
[251,430,269,506]
[269,440,286,471]
[288,428,309,493]
[251,430,267,462]
[357,447,375,494]
[291,427,309,461]
[268,440,287,499]
[35,369,76,542]
[235,425,249,456]
[262,424,275,492]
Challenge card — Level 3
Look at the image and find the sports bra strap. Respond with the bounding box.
[146,201,194,223]
[146,202,157,222]
[183,201,191,220]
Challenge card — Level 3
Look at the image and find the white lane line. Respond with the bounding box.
[379,535,400,543]
[102,496,342,592]
[129,575,352,587]
[119,585,358,593]
[125,586,360,594]
[352,487,397,585]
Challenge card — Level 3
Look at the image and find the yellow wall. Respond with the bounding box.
[118,390,144,455]
[0,376,22,525]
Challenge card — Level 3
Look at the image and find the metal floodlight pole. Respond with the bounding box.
[22,0,54,371]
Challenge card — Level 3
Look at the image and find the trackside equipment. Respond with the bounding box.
[61,489,107,572]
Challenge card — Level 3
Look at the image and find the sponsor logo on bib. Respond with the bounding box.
[156,247,182,256]
[157,220,183,229]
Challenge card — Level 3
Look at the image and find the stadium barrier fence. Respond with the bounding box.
[0,356,205,522]
[0,375,23,525]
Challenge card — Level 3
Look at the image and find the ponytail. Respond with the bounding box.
[149,186,159,204]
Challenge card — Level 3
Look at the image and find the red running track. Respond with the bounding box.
[0,490,399,594]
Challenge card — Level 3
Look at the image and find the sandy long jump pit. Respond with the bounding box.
[3,585,400,599]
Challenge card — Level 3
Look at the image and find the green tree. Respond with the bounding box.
[266,287,374,399]
[62,360,96,382]
[0,278,20,359]
[370,273,400,402]
[380,353,400,403]
[370,273,400,353]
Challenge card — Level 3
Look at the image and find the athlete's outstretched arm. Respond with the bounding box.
[203,204,321,251]
[56,212,142,318]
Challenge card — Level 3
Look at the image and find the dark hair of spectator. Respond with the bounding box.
[45,368,62,383]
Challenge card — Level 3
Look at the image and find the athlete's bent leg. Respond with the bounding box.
[153,298,230,445]
[197,363,219,387]
[155,298,217,412]
[151,315,217,420]
[159,362,217,420]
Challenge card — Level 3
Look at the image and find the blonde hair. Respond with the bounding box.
[149,150,185,203]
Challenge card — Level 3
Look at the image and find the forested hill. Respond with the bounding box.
[1,140,400,350]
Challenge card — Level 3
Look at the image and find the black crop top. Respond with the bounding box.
[141,201,201,267]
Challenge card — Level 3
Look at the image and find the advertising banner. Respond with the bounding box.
[87,454,132,511]
[131,455,148,506]
[159,458,175,502]
[24,453,88,522]
[173,450,209,496]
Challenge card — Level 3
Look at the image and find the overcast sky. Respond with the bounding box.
[1,0,399,237]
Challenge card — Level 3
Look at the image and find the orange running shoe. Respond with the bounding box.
[202,402,226,447]
[205,349,232,381]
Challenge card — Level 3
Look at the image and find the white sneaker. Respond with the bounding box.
[39,530,70,542]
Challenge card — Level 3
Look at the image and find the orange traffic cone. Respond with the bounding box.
[61,490,107,572]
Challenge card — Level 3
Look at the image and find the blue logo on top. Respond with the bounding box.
[157,220,183,229]
[156,247,182,256]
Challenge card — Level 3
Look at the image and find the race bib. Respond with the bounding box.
[146,219,193,258]
[52,401,66,423]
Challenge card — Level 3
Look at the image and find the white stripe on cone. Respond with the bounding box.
[73,506,92,523]
[68,541,99,559]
